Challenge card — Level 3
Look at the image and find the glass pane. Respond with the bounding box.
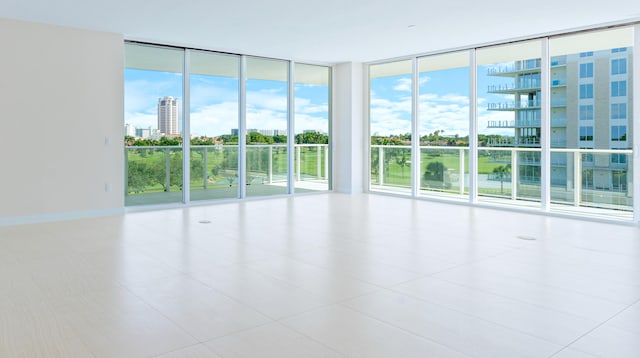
[124,44,184,206]
[418,51,469,198]
[246,57,289,197]
[189,51,240,201]
[477,41,542,206]
[369,60,413,194]
[549,27,633,214]
[294,63,330,192]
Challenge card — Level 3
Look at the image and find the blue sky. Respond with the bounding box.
[370,65,514,137]
[126,64,513,139]
[124,69,329,137]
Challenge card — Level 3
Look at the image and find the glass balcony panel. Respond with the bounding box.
[478,149,513,199]
[125,146,184,206]
[370,146,412,193]
[419,148,468,196]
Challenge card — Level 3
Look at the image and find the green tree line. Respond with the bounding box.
[371,133,514,146]
[126,132,328,146]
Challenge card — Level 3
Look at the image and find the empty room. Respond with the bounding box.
[1,1,640,357]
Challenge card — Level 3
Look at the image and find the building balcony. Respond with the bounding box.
[487,79,566,94]
[125,144,329,206]
[487,83,540,94]
[487,58,566,77]
[487,100,541,111]
[487,120,515,128]
[487,119,542,128]
[486,59,541,76]
[370,144,633,212]
[550,57,567,67]
[485,137,540,147]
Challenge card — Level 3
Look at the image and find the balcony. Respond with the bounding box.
[125,144,329,206]
[487,100,541,111]
[550,57,567,67]
[370,145,633,213]
[487,83,540,94]
[486,59,541,76]
[486,137,540,147]
[486,58,566,76]
[485,119,542,129]
[487,120,515,128]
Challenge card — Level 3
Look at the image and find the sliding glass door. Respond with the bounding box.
[124,43,331,206]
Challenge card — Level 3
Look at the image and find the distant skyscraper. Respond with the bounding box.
[158,96,179,136]
[124,123,136,137]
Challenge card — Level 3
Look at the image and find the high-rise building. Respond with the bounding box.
[486,47,633,204]
[124,123,136,137]
[157,96,179,136]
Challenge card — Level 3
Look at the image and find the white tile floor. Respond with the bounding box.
[1,193,639,357]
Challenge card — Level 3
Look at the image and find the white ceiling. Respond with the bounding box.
[2,0,640,64]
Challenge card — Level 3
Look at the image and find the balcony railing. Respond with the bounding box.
[487,59,542,75]
[487,82,542,93]
[487,119,542,128]
[370,145,633,213]
[125,144,329,197]
[487,100,541,110]
[487,120,515,128]
[486,137,540,146]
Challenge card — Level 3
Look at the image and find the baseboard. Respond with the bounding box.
[0,208,125,226]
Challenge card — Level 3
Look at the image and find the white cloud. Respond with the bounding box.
[370,90,517,137]
[393,78,412,92]
[190,102,239,137]
[369,96,412,135]
[392,76,431,92]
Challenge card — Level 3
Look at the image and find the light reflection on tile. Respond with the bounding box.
[1,193,639,357]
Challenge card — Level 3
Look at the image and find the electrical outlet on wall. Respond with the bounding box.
[104,182,112,192]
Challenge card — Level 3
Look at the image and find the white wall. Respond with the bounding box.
[0,19,124,224]
[333,62,366,193]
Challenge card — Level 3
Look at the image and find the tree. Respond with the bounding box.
[127,161,154,193]
[423,161,451,189]
[395,150,409,177]
[218,134,238,144]
[493,164,511,195]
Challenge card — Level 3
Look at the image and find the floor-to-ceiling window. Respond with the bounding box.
[245,57,289,197]
[368,25,636,221]
[477,40,542,205]
[418,51,470,199]
[369,60,413,194]
[124,44,185,206]
[124,43,331,206]
[189,51,240,201]
[549,27,634,213]
[294,63,331,192]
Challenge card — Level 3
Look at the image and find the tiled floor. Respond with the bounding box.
[1,193,639,357]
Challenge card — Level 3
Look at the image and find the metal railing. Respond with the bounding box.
[486,59,542,75]
[486,137,540,146]
[487,99,541,110]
